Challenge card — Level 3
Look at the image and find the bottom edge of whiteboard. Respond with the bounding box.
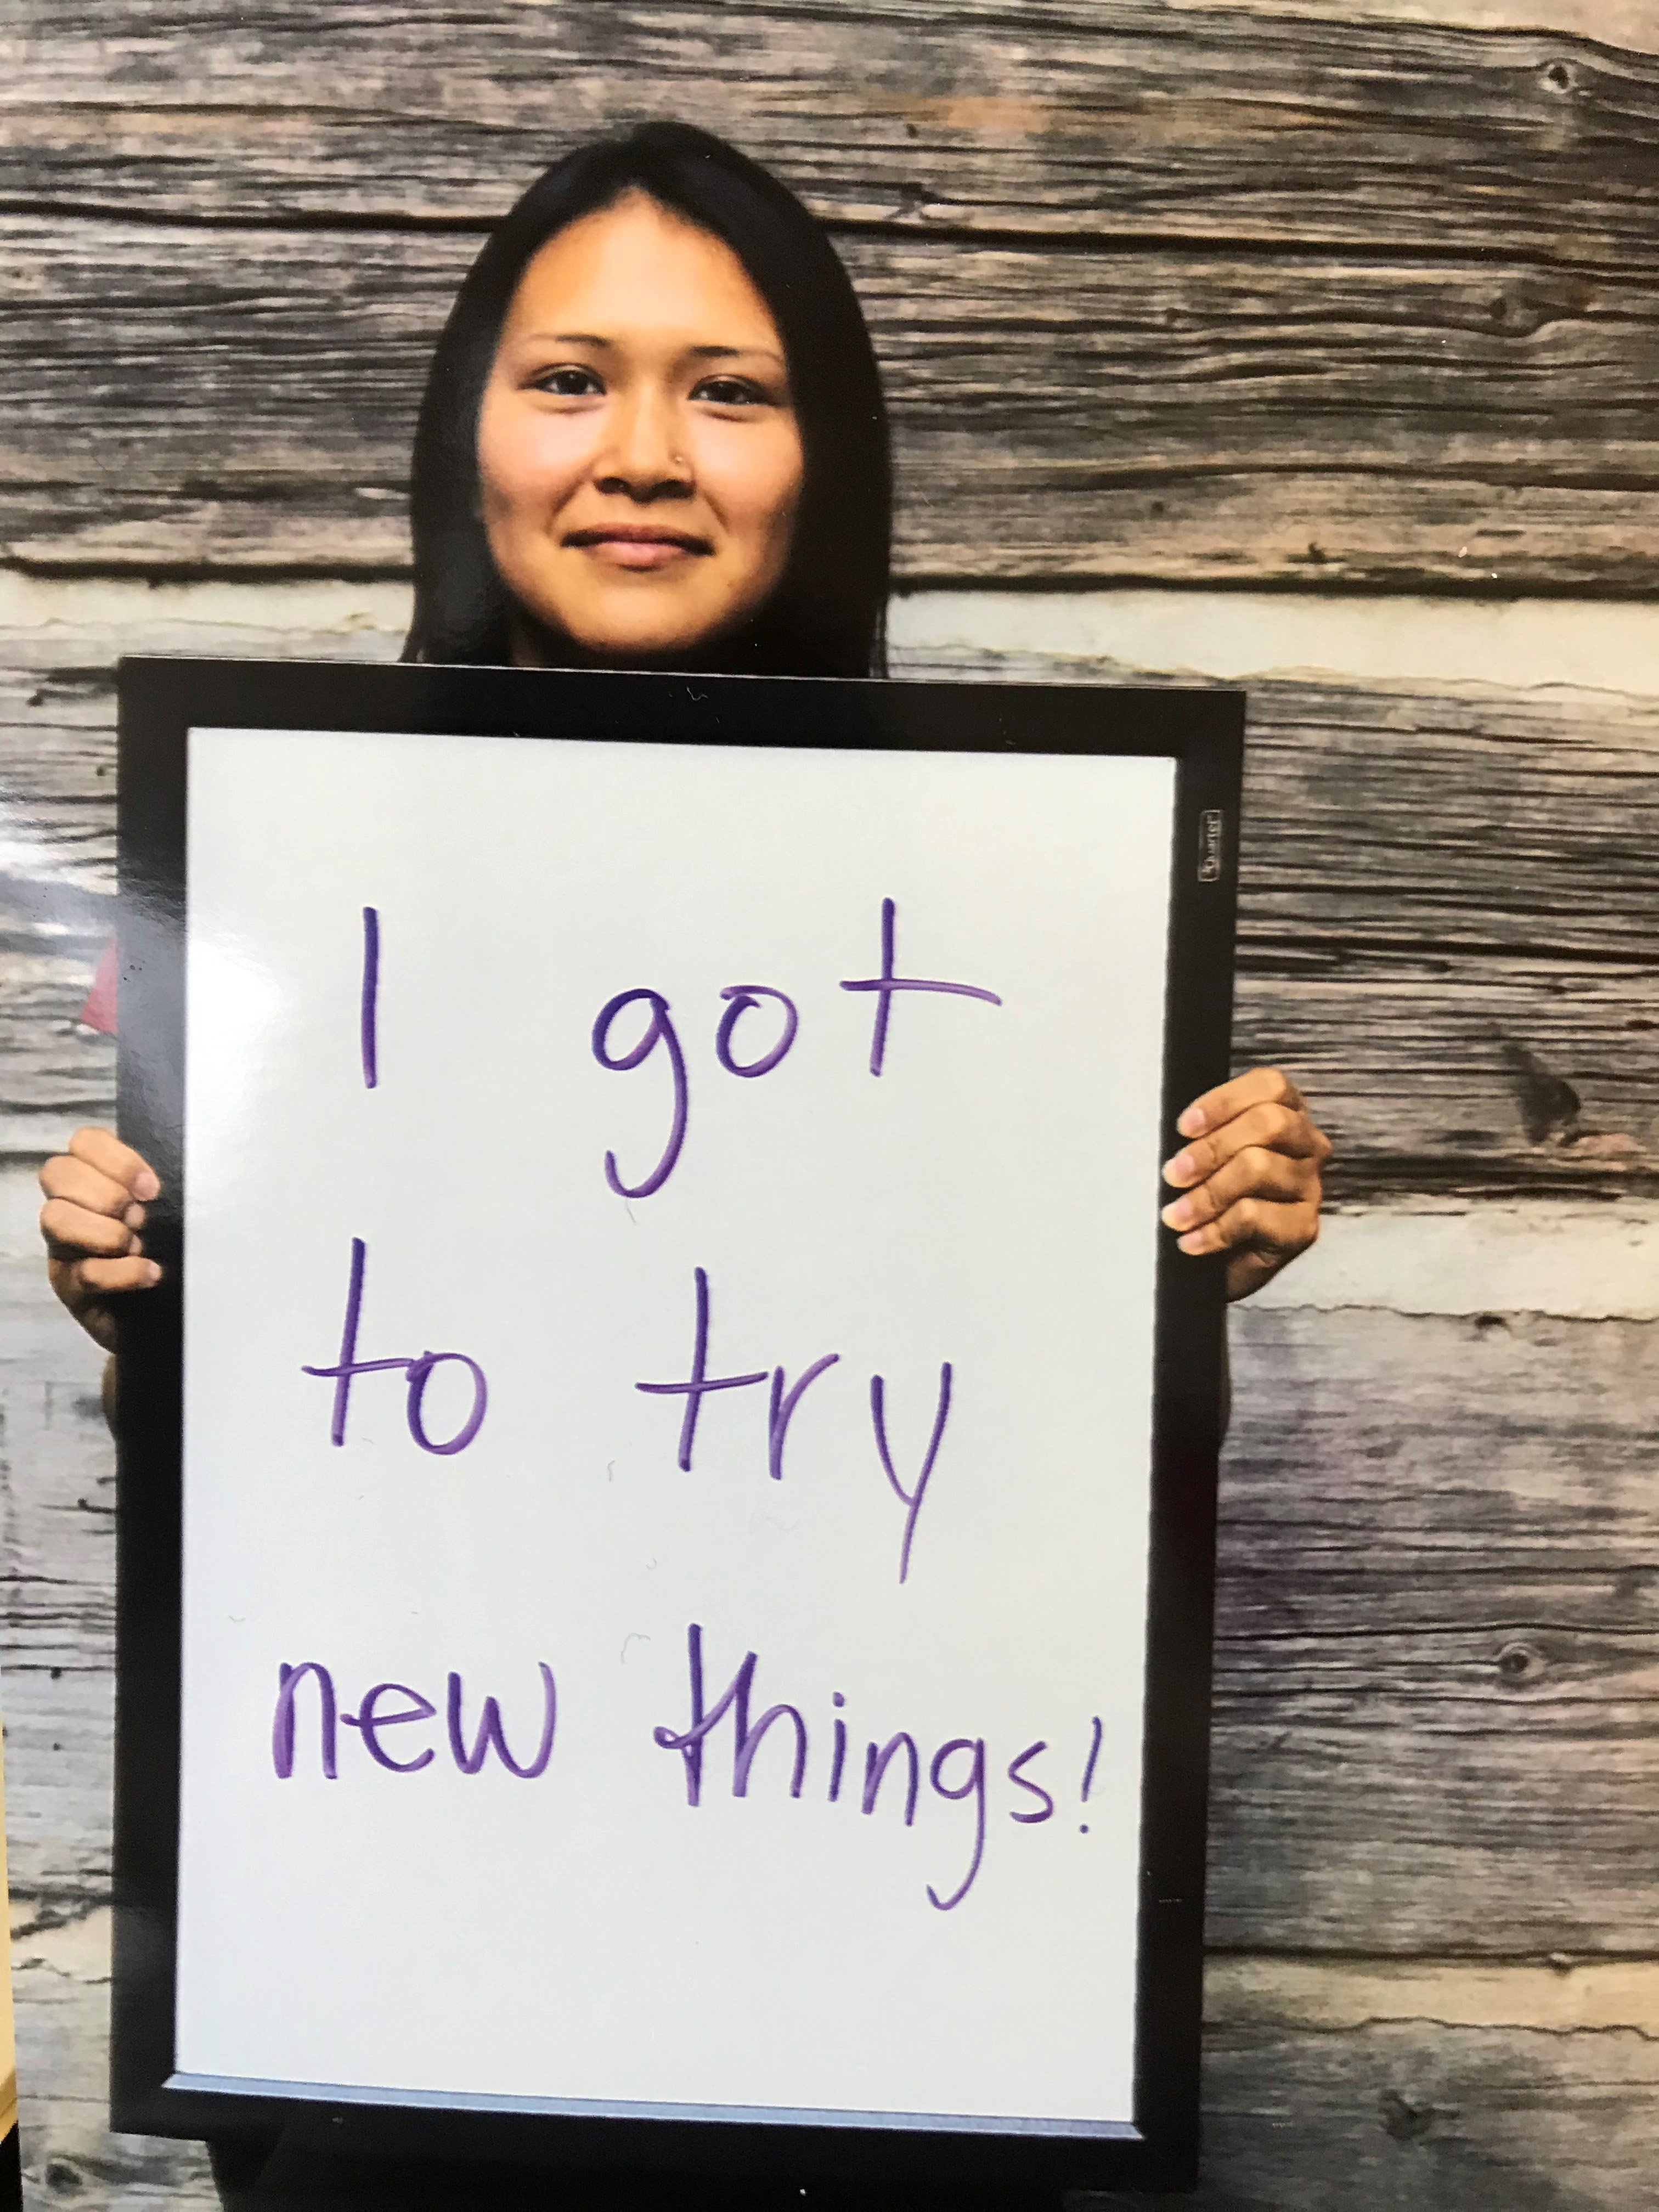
[166,2074,1139,2140]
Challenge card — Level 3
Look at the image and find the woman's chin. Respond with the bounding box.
[552,601,750,666]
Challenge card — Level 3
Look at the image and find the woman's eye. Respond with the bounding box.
[534,365,603,397]
[693,376,769,407]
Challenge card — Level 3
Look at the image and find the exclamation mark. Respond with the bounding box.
[1080,1715,1102,1833]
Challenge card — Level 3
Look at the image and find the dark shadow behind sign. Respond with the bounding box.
[110,658,1240,2197]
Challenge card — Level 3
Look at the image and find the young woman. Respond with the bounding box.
[36,122,1328,2203]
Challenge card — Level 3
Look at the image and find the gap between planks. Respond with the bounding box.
[9,569,1659,699]
[1206,1953,1659,2036]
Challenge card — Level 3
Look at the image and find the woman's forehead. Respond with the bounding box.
[502,191,785,355]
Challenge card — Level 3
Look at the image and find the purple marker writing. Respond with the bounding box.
[272,1660,557,1780]
[635,1267,767,1473]
[448,1663,558,1779]
[1009,1741,1057,1825]
[651,1626,1058,1911]
[301,1238,488,1455]
[591,988,688,1199]
[839,898,1001,1076]
[768,1353,840,1481]
[715,985,799,1078]
[360,905,380,1090]
[870,1363,952,1583]
[652,1623,807,1805]
[345,1682,436,1774]
[926,1739,988,1912]
[272,1661,338,1780]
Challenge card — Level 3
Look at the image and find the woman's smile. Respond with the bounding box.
[562,521,715,571]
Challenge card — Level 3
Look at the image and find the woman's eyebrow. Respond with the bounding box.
[513,331,787,369]
[687,343,786,365]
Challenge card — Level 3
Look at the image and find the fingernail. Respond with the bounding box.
[1163,1149,1197,1185]
[142,1261,162,1286]
[1162,1196,1197,1231]
[134,1169,160,1200]
[129,1234,144,1257]
[1178,1229,1210,1255]
[1177,1106,1206,1139]
[123,1203,146,1229]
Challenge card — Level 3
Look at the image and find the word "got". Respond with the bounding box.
[592,897,1001,1199]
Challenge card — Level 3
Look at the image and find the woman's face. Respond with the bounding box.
[477,190,805,662]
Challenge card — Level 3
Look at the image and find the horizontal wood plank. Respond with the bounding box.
[5,0,1656,266]
[7,217,1659,588]
[23,1921,1659,2212]
[1172,2010,1659,2211]
[6,624,1658,1190]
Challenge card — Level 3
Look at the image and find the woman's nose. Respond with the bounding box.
[594,388,691,501]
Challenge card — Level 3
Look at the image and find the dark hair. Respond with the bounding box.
[403,121,890,678]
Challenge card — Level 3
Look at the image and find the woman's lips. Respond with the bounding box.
[564,524,712,572]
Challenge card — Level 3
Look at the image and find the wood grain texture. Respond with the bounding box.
[5,0,1656,258]
[1211,1304,1659,1954]
[1149,2008,1659,2211]
[9,213,1659,587]
[6,623,1657,1189]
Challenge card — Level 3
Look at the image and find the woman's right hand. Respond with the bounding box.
[38,1127,162,1352]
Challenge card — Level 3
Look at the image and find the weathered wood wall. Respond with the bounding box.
[7,3,1659,589]
[4,3,1657,2206]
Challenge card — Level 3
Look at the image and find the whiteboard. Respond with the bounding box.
[109,663,1237,2182]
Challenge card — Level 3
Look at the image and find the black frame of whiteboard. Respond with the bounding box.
[111,656,1240,2199]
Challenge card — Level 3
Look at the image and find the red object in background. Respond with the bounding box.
[80,939,119,1035]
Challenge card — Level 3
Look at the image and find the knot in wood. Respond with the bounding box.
[1378,2089,1437,2143]
[1497,1639,1544,1685]
[1541,60,1574,94]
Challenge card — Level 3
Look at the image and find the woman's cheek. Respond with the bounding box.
[703,426,803,583]
[479,405,588,541]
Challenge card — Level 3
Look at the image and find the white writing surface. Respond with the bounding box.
[173,723,1175,2132]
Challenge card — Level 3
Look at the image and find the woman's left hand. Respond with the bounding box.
[1161,1067,1331,1302]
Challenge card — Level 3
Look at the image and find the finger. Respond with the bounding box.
[1161,1146,1318,1233]
[47,1255,119,1348]
[38,1197,140,1260]
[1164,1101,1327,1189]
[1176,1067,1305,1144]
[66,1126,160,1203]
[1172,1193,1318,1266]
[39,1153,144,1224]
[75,1253,162,1294]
